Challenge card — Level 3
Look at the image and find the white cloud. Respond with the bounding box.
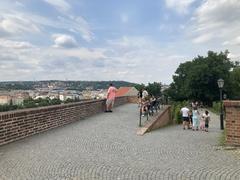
[0,14,40,36]
[191,0,240,44]
[192,33,213,44]
[43,0,71,12]
[49,47,106,60]
[67,15,94,42]
[222,36,240,46]
[165,0,196,14]
[0,39,34,49]
[52,34,78,48]
[105,36,187,83]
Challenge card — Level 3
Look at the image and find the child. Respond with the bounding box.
[202,110,210,132]
[200,117,205,131]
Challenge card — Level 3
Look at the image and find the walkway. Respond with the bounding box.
[0,104,239,180]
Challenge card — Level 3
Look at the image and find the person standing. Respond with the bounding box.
[202,110,210,132]
[105,83,117,112]
[142,88,148,99]
[192,109,200,131]
[180,106,190,130]
[141,88,149,116]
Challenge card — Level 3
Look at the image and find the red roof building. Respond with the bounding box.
[116,87,139,97]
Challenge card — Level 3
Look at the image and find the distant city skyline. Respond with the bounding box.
[0,0,239,84]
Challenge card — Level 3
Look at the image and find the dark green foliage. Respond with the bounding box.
[166,50,235,104]
[134,83,145,91]
[0,97,63,112]
[146,82,162,97]
[171,101,189,124]
[134,82,162,97]
[51,98,62,105]
[64,98,80,103]
[211,101,221,114]
[228,67,240,99]
[23,98,37,108]
[0,104,18,112]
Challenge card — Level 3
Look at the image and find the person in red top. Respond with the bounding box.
[105,83,117,112]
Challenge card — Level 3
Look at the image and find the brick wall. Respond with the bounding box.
[137,106,172,135]
[0,97,129,146]
[127,96,138,104]
[224,100,240,146]
[147,105,172,131]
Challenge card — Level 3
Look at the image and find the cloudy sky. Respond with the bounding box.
[0,0,239,84]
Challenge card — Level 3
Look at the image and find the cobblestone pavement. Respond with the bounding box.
[0,104,240,180]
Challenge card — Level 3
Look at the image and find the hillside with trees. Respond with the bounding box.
[0,81,139,91]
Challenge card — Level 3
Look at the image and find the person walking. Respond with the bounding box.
[105,83,117,112]
[180,106,190,130]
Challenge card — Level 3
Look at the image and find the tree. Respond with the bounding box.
[146,82,162,97]
[134,83,145,91]
[228,66,240,99]
[167,50,233,105]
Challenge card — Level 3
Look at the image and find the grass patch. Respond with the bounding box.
[219,129,226,146]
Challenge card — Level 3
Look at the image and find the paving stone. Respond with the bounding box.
[0,104,239,180]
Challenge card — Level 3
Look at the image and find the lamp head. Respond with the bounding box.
[217,78,224,88]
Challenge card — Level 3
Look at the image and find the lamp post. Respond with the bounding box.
[217,78,224,130]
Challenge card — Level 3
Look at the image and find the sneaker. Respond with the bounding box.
[142,114,145,117]
[109,110,113,112]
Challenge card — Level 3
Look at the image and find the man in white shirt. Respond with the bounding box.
[180,106,190,130]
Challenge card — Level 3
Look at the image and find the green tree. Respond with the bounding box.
[146,82,162,97]
[228,66,240,99]
[23,98,37,108]
[134,83,145,91]
[167,50,233,105]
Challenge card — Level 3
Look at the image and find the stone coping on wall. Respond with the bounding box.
[224,100,240,107]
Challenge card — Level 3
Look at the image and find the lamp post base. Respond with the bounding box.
[220,113,224,130]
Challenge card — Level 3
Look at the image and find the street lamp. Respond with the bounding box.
[217,78,224,130]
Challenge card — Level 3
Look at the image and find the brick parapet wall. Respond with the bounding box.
[148,105,172,131]
[0,96,129,146]
[224,100,240,146]
[127,96,138,104]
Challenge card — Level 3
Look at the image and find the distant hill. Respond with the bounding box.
[0,80,139,91]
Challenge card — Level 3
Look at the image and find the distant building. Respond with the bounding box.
[0,94,11,105]
[12,92,29,105]
[116,87,139,97]
[0,91,29,105]
[59,91,83,101]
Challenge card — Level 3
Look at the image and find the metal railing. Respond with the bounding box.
[139,98,162,127]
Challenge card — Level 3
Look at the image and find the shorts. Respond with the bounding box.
[106,99,114,107]
[182,117,189,122]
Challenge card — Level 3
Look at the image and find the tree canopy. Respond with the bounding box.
[165,50,239,104]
